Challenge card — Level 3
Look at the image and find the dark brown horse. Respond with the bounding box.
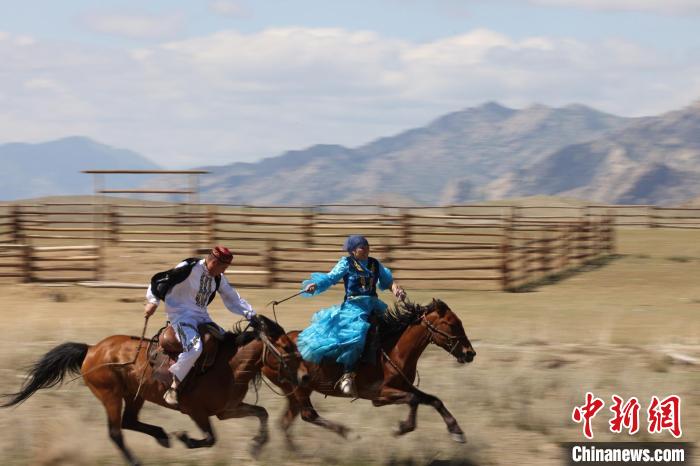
[268,299,476,446]
[1,315,306,466]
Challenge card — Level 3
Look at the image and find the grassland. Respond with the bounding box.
[0,227,698,465]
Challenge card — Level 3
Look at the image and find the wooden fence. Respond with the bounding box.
[0,244,101,282]
[0,201,620,290]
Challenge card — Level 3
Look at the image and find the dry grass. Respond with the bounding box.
[0,227,698,465]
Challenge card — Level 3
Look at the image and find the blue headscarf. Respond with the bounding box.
[343,235,369,253]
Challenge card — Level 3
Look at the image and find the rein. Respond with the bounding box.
[267,290,305,323]
[379,304,460,389]
[256,328,301,398]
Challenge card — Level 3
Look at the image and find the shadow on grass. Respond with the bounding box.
[507,254,622,293]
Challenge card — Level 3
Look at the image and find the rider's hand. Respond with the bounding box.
[304,283,317,294]
[144,302,158,318]
[392,284,406,301]
[248,315,262,330]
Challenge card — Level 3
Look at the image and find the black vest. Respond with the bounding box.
[343,256,379,300]
[150,258,221,305]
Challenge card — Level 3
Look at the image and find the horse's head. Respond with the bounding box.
[253,315,309,387]
[421,299,476,364]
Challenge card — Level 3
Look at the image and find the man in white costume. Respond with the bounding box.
[144,246,256,406]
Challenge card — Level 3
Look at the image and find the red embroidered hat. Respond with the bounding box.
[211,246,233,264]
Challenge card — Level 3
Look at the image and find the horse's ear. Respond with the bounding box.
[432,298,446,315]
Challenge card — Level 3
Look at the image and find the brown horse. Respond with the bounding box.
[268,299,476,446]
[1,315,306,466]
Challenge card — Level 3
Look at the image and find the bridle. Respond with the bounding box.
[420,312,462,358]
[256,327,303,389]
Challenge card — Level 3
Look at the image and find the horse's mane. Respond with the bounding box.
[378,298,448,337]
[257,314,287,339]
[377,300,423,337]
[228,314,287,347]
[228,316,286,396]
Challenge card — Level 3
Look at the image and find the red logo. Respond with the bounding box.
[648,395,682,438]
[573,393,682,439]
[609,395,640,435]
[572,392,605,439]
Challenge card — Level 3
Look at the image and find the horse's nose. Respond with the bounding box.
[466,349,476,362]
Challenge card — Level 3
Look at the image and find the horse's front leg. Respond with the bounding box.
[174,410,217,449]
[296,390,353,439]
[373,386,465,443]
[217,402,269,457]
[280,395,302,451]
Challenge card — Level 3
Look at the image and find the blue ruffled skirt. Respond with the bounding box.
[297,296,387,370]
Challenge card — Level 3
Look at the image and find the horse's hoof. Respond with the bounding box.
[249,442,263,458]
[392,421,412,437]
[156,435,171,448]
[450,432,467,443]
[173,431,191,446]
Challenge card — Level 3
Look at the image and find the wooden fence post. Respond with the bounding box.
[606,212,616,254]
[304,208,315,247]
[590,217,599,257]
[541,230,551,277]
[207,205,217,244]
[400,209,412,247]
[584,218,593,262]
[266,241,276,288]
[500,219,512,291]
[649,206,657,228]
[22,243,34,282]
[555,225,565,273]
[94,246,103,281]
[108,204,119,244]
[561,225,572,270]
[11,205,23,244]
[384,241,393,269]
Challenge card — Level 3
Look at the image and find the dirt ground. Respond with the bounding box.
[0,227,698,465]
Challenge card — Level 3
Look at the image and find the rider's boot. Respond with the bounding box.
[339,371,358,397]
[163,376,181,407]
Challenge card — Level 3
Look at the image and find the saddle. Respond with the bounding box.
[360,318,382,366]
[148,323,226,389]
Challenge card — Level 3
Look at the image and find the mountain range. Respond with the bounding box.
[3,101,700,205]
[0,137,160,200]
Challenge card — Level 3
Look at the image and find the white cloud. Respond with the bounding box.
[24,78,63,92]
[209,0,247,17]
[83,12,184,39]
[1,27,698,168]
[526,0,700,14]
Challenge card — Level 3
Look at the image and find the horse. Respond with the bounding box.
[267,298,476,446]
[1,315,307,466]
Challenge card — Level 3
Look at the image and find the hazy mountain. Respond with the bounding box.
[488,101,700,205]
[0,137,160,200]
[194,102,631,205]
[9,100,700,206]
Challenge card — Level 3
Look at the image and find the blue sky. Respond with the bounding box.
[1,0,699,167]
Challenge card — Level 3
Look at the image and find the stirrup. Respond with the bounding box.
[339,372,357,397]
[163,388,179,407]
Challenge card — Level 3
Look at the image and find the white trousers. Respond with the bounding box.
[169,321,204,382]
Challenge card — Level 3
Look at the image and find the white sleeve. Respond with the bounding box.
[219,274,256,318]
[146,284,160,306]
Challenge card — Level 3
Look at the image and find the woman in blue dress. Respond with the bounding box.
[297,235,406,396]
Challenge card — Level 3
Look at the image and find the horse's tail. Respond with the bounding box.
[1,342,89,408]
